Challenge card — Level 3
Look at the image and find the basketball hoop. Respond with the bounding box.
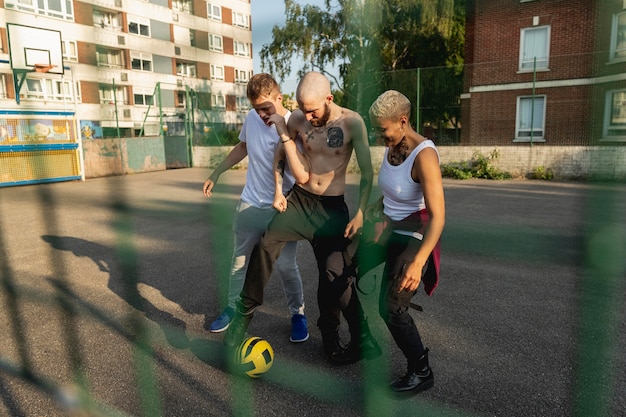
[33,64,56,73]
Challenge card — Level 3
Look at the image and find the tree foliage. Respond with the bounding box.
[260,0,465,137]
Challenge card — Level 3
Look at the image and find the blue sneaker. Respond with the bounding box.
[209,307,234,333]
[290,314,309,342]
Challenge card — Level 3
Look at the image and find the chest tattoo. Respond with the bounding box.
[326,127,344,148]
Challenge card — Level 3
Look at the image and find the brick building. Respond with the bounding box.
[461,0,626,146]
[0,0,253,138]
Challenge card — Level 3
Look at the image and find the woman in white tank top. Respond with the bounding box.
[362,90,445,397]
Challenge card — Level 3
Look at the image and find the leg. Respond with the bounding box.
[380,235,433,394]
[275,240,309,342]
[209,201,270,332]
[224,192,311,349]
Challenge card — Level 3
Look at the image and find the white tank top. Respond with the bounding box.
[378,140,439,221]
[239,109,295,209]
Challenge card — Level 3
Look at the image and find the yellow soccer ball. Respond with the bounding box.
[235,336,274,378]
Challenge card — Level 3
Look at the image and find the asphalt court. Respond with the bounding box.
[0,168,624,417]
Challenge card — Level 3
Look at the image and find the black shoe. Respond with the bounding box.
[389,349,434,396]
[390,369,434,394]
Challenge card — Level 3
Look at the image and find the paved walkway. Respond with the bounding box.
[0,168,624,417]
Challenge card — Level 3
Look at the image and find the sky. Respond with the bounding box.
[250,0,339,94]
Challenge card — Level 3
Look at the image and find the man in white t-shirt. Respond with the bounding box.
[202,74,308,343]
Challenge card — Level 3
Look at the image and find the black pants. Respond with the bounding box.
[357,232,428,362]
[239,185,359,333]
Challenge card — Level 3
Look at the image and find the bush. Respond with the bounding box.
[529,166,554,180]
[441,149,512,180]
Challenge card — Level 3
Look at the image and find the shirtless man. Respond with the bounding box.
[224,72,381,364]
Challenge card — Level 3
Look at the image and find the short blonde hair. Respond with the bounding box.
[247,73,281,101]
[369,90,411,120]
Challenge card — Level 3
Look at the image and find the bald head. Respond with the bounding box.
[296,71,330,103]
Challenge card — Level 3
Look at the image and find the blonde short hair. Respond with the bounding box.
[369,90,411,120]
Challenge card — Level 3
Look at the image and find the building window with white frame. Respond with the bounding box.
[93,9,122,30]
[0,75,7,99]
[603,89,626,140]
[134,88,154,106]
[173,0,192,13]
[519,26,550,71]
[232,11,250,28]
[209,34,223,52]
[611,11,626,61]
[516,95,545,141]
[234,41,250,57]
[20,77,74,101]
[177,62,197,77]
[207,3,221,21]
[6,0,73,20]
[211,65,225,81]
[128,16,150,37]
[99,84,129,105]
[131,51,153,71]
[235,68,249,84]
[236,96,249,111]
[212,94,226,108]
[62,40,78,62]
[97,47,124,68]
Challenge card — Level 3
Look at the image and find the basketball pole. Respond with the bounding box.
[12,64,55,105]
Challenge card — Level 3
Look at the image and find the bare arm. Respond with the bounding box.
[269,111,310,185]
[344,116,373,239]
[272,141,289,212]
[398,148,445,292]
[202,142,247,197]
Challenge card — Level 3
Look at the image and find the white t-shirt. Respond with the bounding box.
[239,109,296,209]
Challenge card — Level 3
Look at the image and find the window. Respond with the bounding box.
[209,34,223,52]
[97,47,124,67]
[516,95,545,141]
[177,62,197,77]
[234,41,250,57]
[0,75,6,99]
[235,68,249,84]
[519,26,550,71]
[5,0,73,20]
[128,16,150,37]
[130,52,152,71]
[236,96,249,111]
[62,40,78,62]
[207,3,221,21]
[212,94,225,108]
[93,9,122,30]
[603,89,626,140]
[177,91,186,108]
[134,88,153,106]
[232,11,249,28]
[20,77,74,101]
[211,65,224,81]
[611,11,626,61]
[173,0,192,13]
[99,84,128,104]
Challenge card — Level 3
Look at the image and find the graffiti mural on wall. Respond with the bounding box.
[80,121,103,140]
[0,118,76,143]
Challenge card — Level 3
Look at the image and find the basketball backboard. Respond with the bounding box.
[7,23,64,75]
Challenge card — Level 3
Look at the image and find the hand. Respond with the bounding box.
[344,210,364,239]
[203,178,216,197]
[273,194,288,212]
[268,114,288,135]
[397,261,424,293]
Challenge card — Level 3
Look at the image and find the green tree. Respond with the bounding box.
[260,0,465,135]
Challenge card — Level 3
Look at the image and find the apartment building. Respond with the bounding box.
[461,0,626,146]
[0,0,253,139]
